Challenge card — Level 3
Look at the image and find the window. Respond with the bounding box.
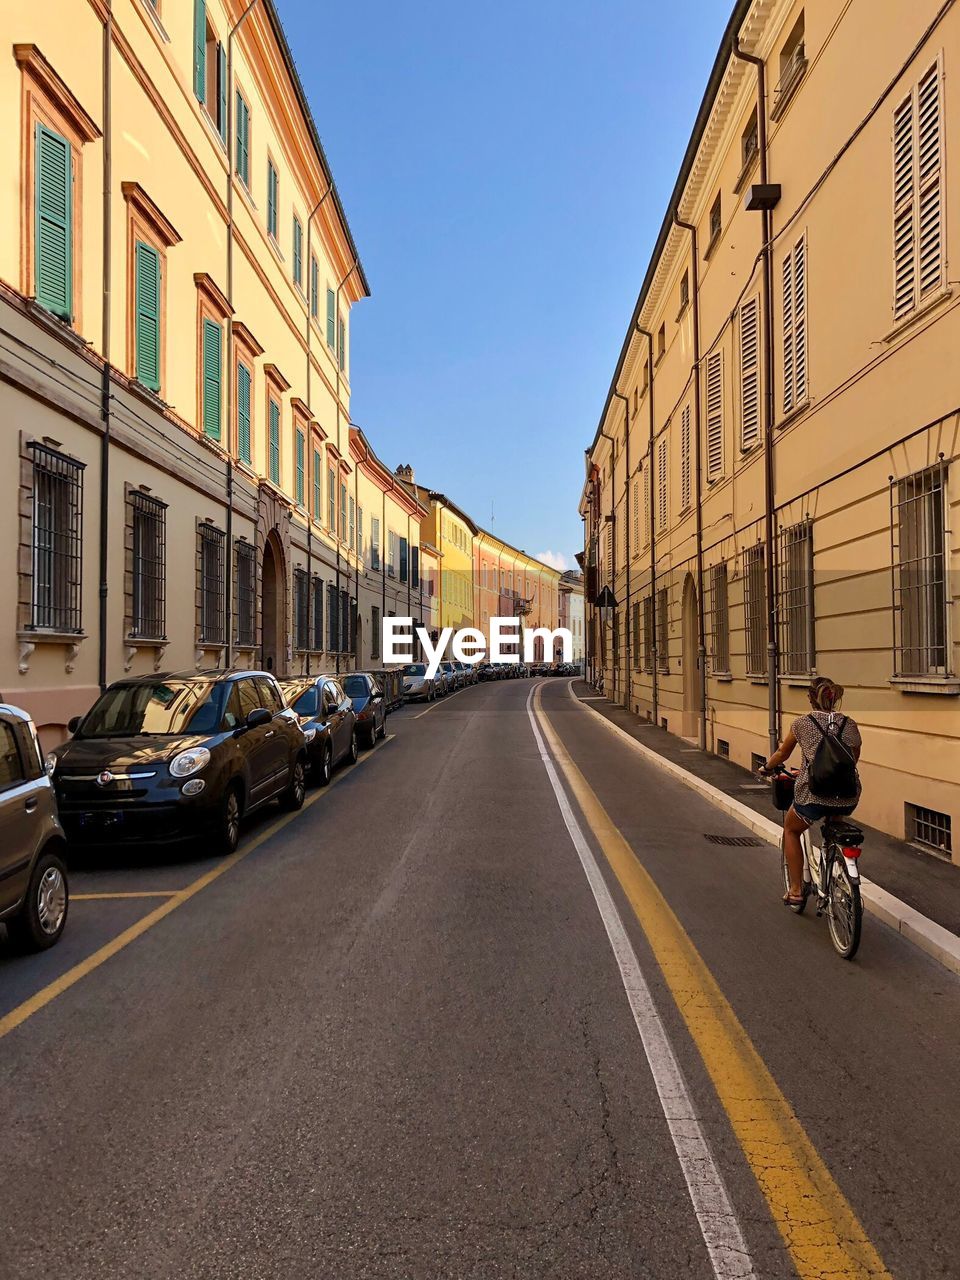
[710,563,729,673]
[340,589,350,652]
[194,2,226,137]
[234,91,251,187]
[371,605,381,658]
[388,530,398,578]
[780,521,815,675]
[237,361,252,465]
[708,193,722,249]
[235,540,256,647]
[199,522,225,644]
[131,491,166,639]
[632,476,640,549]
[292,215,303,290]
[680,405,692,510]
[893,464,948,676]
[893,62,944,321]
[348,496,356,549]
[0,722,25,792]
[705,351,723,479]
[337,313,346,371]
[134,241,161,392]
[267,160,278,240]
[679,269,689,313]
[327,465,335,530]
[656,436,668,531]
[29,442,84,633]
[327,582,339,651]
[339,480,347,540]
[657,323,665,361]
[643,595,654,673]
[268,397,280,485]
[739,297,760,450]
[657,587,669,673]
[371,516,381,571]
[326,287,336,349]
[605,523,613,581]
[773,12,806,119]
[295,429,305,505]
[312,446,322,520]
[782,236,807,415]
[311,575,324,650]
[201,317,222,441]
[743,543,766,676]
[643,466,650,546]
[293,568,309,650]
[34,124,73,321]
[906,803,952,856]
[310,256,319,318]
[400,535,408,583]
[357,507,364,566]
[411,544,419,589]
[741,108,759,173]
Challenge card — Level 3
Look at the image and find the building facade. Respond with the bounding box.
[582,0,959,860]
[474,529,562,660]
[559,571,585,666]
[2,0,370,747]
[414,487,478,634]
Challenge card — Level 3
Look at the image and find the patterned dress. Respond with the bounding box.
[791,712,862,809]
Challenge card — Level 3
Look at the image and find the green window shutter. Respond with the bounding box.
[237,362,252,464]
[295,431,305,504]
[134,241,161,392]
[236,93,249,185]
[193,0,206,101]
[293,217,303,288]
[267,162,277,238]
[35,123,72,321]
[312,447,322,519]
[310,258,319,317]
[326,288,335,348]
[269,398,280,484]
[217,43,227,138]
[202,318,222,440]
[338,315,346,371]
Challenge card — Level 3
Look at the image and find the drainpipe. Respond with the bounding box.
[333,260,359,675]
[612,390,630,706]
[733,37,780,752]
[673,214,707,751]
[97,2,112,694]
[635,326,659,728]
[598,426,616,698]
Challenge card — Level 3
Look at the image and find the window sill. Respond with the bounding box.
[138,0,171,42]
[199,106,227,156]
[779,673,815,688]
[776,398,810,431]
[123,636,168,672]
[734,151,759,195]
[890,676,960,696]
[746,673,769,684]
[883,286,953,345]
[770,60,807,122]
[17,630,86,676]
[712,671,733,683]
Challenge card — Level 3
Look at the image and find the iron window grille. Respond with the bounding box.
[891,462,949,676]
[29,442,85,633]
[657,586,669,673]
[743,543,767,676]
[327,583,338,652]
[371,605,381,658]
[779,521,815,675]
[131,491,167,640]
[235,540,256,647]
[293,568,309,651]
[710,562,730,673]
[199,523,225,645]
[311,575,324,651]
[643,595,654,673]
[906,802,952,856]
[339,588,350,653]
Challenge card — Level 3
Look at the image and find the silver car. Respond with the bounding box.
[0,705,69,950]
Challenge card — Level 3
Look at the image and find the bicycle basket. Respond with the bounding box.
[773,774,796,812]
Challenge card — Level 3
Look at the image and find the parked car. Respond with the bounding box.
[342,673,386,748]
[477,662,500,681]
[440,660,462,691]
[279,675,358,785]
[402,662,442,702]
[0,704,69,951]
[370,668,404,712]
[49,671,307,856]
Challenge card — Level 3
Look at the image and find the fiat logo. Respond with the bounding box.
[96,770,114,787]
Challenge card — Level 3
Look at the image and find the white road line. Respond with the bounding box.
[525,687,756,1280]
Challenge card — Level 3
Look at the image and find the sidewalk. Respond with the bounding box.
[569,680,960,968]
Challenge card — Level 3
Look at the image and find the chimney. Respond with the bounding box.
[395,463,415,485]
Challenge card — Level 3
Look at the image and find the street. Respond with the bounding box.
[2,678,959,1280]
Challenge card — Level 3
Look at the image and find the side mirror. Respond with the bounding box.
[245,707,271,730]
[68,715,82,735]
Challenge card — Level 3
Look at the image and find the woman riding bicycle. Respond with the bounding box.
[761,677,861,907]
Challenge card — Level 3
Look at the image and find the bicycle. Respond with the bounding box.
[761,765,865,960]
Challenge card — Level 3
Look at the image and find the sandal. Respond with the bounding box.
[782,890,806,907]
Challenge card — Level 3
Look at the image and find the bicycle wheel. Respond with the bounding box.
[780,837,808,914]
[826,854,862,959]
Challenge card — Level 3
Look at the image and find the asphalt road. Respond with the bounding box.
[1,677,959,1279]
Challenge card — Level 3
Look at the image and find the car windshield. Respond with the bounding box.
[285,684,318,715]
[441,662,454,672]
[342,675,368,698]
[78,681,224,738]
[404,664,426,677]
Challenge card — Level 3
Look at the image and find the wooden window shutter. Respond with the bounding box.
[193,0,206,101]
[705,352,723,479]
[312,447,322,519]
[235,94,249,186]
[35,124,73,321]
[201,318,222,440]
[268,398,280,483]
[310,257,319,317]
[657,436,668,531]
[326,288,335,348]
[237,362,252,464]
[680,404,692,509]
[338,315,346,370]
[293,217,303,288]
[893,63,943,319]
[267,162,278,238]
[632,476,639,550]
[295,430,305,504]
[782,238,807,414]
[739,297,760,449]
[217,43,227,139]
[643,466,650,545]
[134,241,161,392]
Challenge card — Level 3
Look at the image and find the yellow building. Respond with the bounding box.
[475,530,561,660]
[583,0,960,860]
[414,486,478,634]
[1,0,369,743]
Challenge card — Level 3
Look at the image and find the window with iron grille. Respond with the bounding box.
[643,595,654,673]
[311,575,324,650]
[632,601,641,670]
[293,568,309,651]
[29,442,84,633]
[716,739,730,759]
[340,588,350,652]
[779,521,815,675]
[741,109,759,173]
[371,605,381,658]
[131,491,166,639]
[892,463,949,676]
[657,586,669,673]
[906,802,952,856]
[327,582,338,651]
[235,540,256,647]
[199,523,225,644]
[710,562,730,673]
[743,543,767,676]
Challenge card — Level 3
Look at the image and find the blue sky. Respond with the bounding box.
[280,0,728,570]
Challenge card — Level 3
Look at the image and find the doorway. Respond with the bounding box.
[681,573,700,739]
[261,531,286,675]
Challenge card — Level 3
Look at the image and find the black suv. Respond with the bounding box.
[50,671,307,855]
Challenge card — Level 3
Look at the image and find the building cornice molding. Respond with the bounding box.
[121,182,182,248]
[14,44,101,142]
[194,273,232,320]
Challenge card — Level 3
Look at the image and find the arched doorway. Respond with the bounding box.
[681,573,700,739]
[261,530,287,675]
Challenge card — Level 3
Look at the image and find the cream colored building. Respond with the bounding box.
[1,0,369,745]
[582,0,959,860]
[474,530,561,660]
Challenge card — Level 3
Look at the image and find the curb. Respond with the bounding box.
[573,690,960,979]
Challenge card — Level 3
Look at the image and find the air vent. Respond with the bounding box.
[717,739,730,758]
[704,834,763,847]
[906,803,952,856]
[751,753,766,773]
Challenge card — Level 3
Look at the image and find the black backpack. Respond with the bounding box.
[807,715,858,801]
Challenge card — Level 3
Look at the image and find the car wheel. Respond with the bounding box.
[216,783,243,856]
[280,757,306,811]
[377,715,386,740]
[365,722,378,749]
[6,847,68,951]
[316,742,333,788]
[348,731,359,764]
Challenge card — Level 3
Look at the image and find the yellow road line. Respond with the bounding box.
[72,891,179,901]
[533,685,891,1280]
[0,741,390,1043]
